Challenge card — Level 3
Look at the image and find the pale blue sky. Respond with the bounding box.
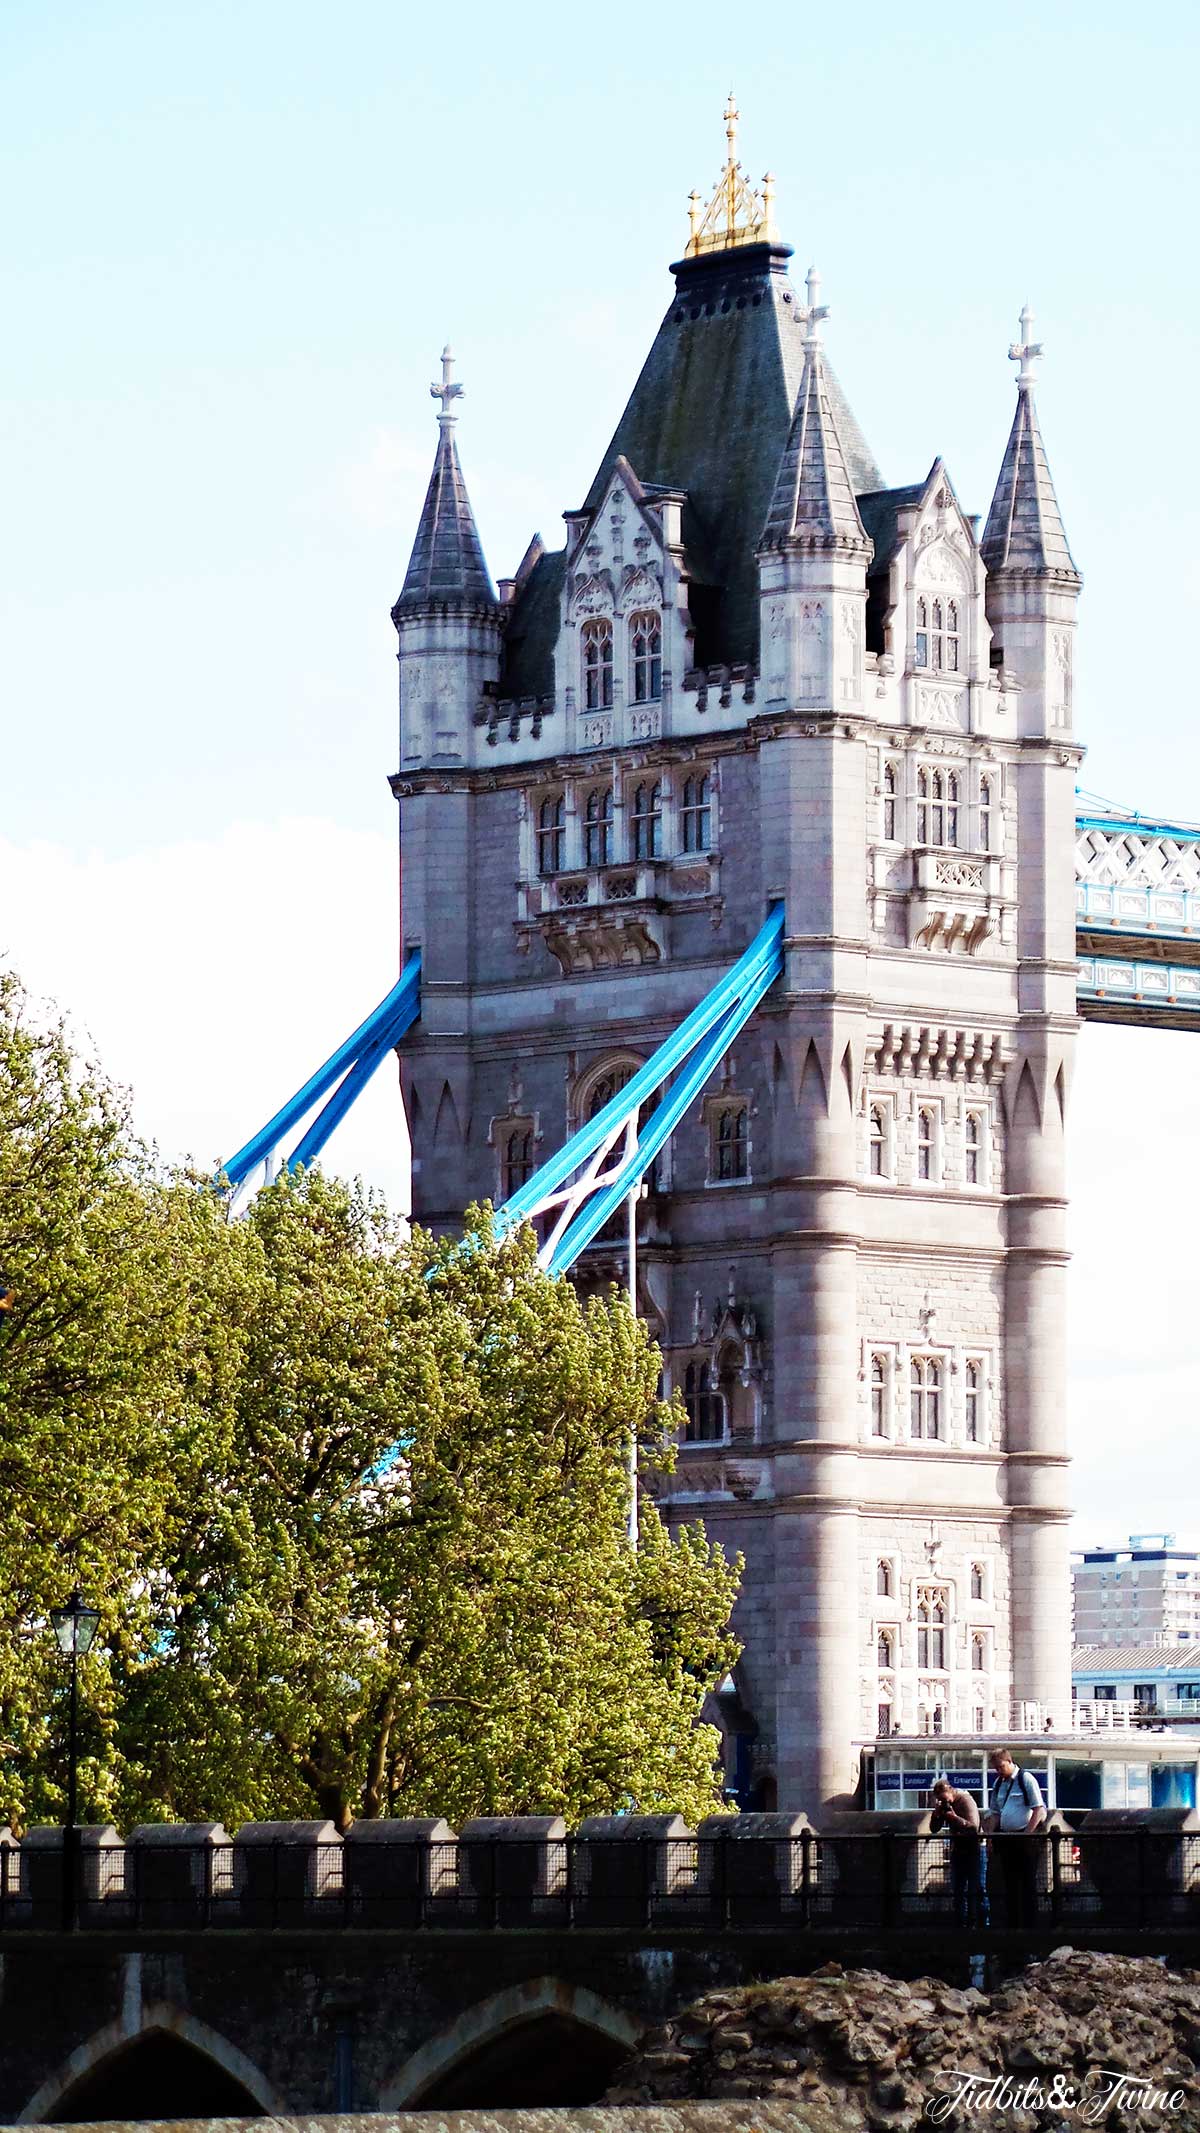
[1,0,1197,1542]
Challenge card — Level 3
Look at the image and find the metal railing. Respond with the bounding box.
[4,1831,1200,1936]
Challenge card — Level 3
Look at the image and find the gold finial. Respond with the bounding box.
[685,93,779,258]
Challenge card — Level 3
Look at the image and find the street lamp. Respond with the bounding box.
[48,1590,100,1931]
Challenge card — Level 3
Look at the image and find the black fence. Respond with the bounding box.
[3,1829,1200,1934]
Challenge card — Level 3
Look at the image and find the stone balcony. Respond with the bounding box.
[516,856,721,973]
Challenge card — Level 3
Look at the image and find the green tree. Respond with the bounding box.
[0,971,250,1829]
[118,1176,742,1830]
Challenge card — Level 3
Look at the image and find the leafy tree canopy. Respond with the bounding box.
[0,973,742,1832]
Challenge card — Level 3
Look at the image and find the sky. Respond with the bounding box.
[0,0,1197,1548]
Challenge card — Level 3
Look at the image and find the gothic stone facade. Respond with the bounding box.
[391,189,1081,1814]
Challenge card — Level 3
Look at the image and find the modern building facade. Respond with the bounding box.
[392,105,1081,1813]
[1073,1536,1200,1646]
[1073,1640,1200,1721]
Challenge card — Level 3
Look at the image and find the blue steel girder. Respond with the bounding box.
[494,902,786,1274]
[219,954,422,1191]
[1075,812,1200,1024]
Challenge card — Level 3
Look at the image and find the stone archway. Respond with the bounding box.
[382,1976,640,2111]
[20,2006,281,2124]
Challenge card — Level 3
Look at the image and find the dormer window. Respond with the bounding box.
[583,786,614,866]
[630,612,662,704]
[630,780,662,860]
[680,774,712,853]
[914,597,960,674]
[582,618,613,709]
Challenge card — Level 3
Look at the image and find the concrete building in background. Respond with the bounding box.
[1073,1535,1200,1646]
[392,102,1081,1813]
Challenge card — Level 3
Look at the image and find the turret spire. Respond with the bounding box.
[684,91,777,257]
[393,345,497,615]
[981,305,1079,580]
[759,273,870,553]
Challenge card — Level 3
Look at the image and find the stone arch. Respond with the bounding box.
[381,1975,640,2112]
[20,2004,282,2124]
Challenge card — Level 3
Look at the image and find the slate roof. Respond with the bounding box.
[981,384,1080,580]
[1073,1644,1200,1671]
[761,342,871,552]
[857,483,926,581]
[499,548,565,701]
[393,424,498,616]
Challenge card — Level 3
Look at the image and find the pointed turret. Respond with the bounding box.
[760,271,871,555]
[393,346,498,614]
[756,272,872,711]
[981,308,1081,740]
[393,348,502,773]
[981,306,1079,582]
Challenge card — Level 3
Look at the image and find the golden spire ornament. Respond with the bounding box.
[684,92,778,258]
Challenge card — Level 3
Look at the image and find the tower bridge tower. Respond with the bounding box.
[391,108,1081,1813]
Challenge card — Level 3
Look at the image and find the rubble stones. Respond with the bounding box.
[606,1949,1200,2130]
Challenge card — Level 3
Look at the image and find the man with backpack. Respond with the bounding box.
[983,1746,1046,1926]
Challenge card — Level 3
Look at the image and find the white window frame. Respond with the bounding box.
[963,1355,988,1447]
[914,1101,942,1185]
[866,1097,894,1181]
[909,1353,945,1441]
[964,1106,988,1189]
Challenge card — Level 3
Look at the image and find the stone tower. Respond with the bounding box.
[392,107,1081,1813]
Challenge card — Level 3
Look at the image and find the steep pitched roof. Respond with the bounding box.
[981,383,1079,580]
[577,243,881,667]
[760,341,871,553]
[393,422,497,616]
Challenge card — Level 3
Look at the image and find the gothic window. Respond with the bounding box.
[630,611,662,703]
[583,786,614,866]
[970,1561,985,1602]
[877,1702,893,1737]
[683,1359,725,1443]
[973,1706,986,1734]
[537,792,566,875]
[877,1628,895,1668]
[870,1353,888,1437]
[916,598,960,673]
[916,765,929,843]
[868,1104,887,1177]
[499,1124,534,1200]
[910,1356,943,1440]
[965,1110,985,1187]
[877,1559,893,1598]
[972,1633,987,1672]
[882,760,898,841]
[917,1107,937,1181]
[916,766,959,847]
[630,780,662,860]
[582,617,614,709]
[713,1102,749,1181]
[946,771,960,847]
[916,1585,948,1669]
[581,1057,657,1213]
[680,773,712,852]
[979,774,994,851]
[965,1360,984,1444]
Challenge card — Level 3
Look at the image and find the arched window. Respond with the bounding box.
[583,786,614,867]
[972,1633,987,1672]
[877,1700,893,1737]
[979,775,994,851]
[877,1558,893,1597]
[970,1561,985,1601]
[882,760,898,841]
[868,1105,887,1176]
[917,1107,936,1181]
[973,1705,986,1735]
[915,596,960,673]
[680,773,712,852]
[946,772,960,847]
[916,766,929,844]
[630,780,662,860]
[581,618,613,709]
[910,1356,943,1440]
[537,791,565,875]
[917,1585,948,1668]
[965,1360,983,1444]
[965,1111,984,1187]
[582,1058,656,1209]
[877,1628,894,1669]
[870,1353,888,1437]
[499,1125,534,1199]
[630,611,662,704]
[683,1360,725,1443]
[714,1103,749,1181]
[929,769,945,846]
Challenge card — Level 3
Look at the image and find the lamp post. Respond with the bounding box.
[49,1590,100,1931]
